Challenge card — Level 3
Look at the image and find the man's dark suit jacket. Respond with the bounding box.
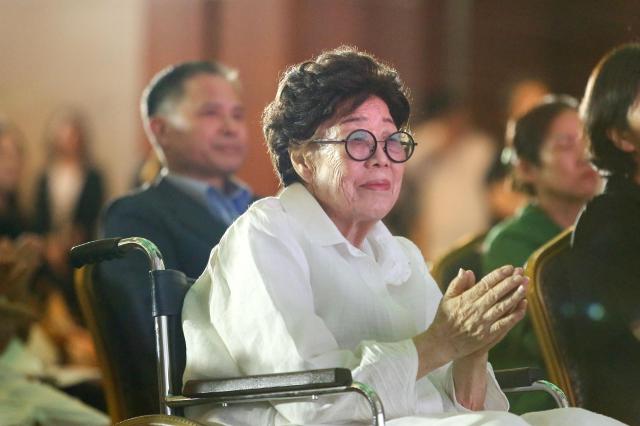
[98,176,235,417]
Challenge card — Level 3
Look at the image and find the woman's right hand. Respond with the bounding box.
[413,265,528,378]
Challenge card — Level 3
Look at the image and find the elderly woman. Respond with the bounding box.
[183,47,620,425]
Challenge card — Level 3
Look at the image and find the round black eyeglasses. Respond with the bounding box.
[310,129,417,163]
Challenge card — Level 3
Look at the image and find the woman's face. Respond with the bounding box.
[51,119,82,157]
[295,96,405,233]
[531,109,600,202]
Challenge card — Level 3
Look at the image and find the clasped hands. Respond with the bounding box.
[413,265,528,378]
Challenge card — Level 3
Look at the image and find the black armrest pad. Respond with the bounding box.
[494,367,544,389]
[183,368,352,398]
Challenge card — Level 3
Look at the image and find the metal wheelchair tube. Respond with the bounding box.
[70,236,165,271]
[349,381,386,426]
[157,315,175,416]
[501,379,570,408]
[117,237,165,271]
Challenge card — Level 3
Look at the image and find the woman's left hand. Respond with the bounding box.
[415,266,528,373]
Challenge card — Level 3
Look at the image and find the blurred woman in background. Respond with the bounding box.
[34,108,104,276]
[482,95,600,414]
[30,109,105,409]
[33,108,104,338]
[0,116,44,302]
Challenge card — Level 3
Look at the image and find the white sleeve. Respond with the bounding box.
[205,206,421,424]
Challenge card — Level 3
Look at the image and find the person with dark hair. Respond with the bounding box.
[182,47,619,426]
[482,96,600,414]
[99,60,254,416]
[483,96,600,273]
[569,43,640,423]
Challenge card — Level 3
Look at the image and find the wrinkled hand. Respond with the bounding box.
[437,265,528,358]
[414,265,528,377]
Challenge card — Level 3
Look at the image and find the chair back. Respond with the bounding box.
[430,232,487,293]
[525,228,580,407]
[75,265,129,421]
[74,258,192,422]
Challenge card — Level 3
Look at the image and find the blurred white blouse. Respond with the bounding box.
[182,183,620,426]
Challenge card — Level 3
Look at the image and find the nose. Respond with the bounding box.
[221,113,242,135]
[365,139,390,167]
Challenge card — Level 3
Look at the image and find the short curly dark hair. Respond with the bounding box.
[262,46,411,186]
[581,43,640,178]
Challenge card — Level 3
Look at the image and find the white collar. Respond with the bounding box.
[279,183,411,285]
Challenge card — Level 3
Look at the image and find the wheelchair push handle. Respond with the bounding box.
[70,237,165,271]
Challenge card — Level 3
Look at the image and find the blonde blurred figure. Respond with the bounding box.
[31,109,105,370]
[34,109,105,276]
[0,117,45,303]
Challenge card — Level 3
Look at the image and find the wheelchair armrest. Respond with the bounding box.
[494,367,570,408]
[182,368,352,398]
[494,367,544,389]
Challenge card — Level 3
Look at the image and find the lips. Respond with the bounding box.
[579,167,599,181]
[361,179,391,190]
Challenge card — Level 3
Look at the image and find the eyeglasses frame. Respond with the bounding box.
[307,129,417,163]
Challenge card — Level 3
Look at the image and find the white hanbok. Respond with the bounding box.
[182,183,623,426]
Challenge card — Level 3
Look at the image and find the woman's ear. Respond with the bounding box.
[290,146,315,184]
[607,128,637,153]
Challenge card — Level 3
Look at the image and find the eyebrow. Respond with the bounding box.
[338,115,395,125]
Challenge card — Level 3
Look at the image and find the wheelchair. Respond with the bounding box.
[70,237,568,426]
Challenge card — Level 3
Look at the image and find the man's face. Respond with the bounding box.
[154,73,248,186]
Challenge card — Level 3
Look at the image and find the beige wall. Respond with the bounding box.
[0,0,437,206]
[0,0,146,209]
[216,0,294,196]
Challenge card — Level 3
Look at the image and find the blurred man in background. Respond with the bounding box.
[98,60,254,416]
